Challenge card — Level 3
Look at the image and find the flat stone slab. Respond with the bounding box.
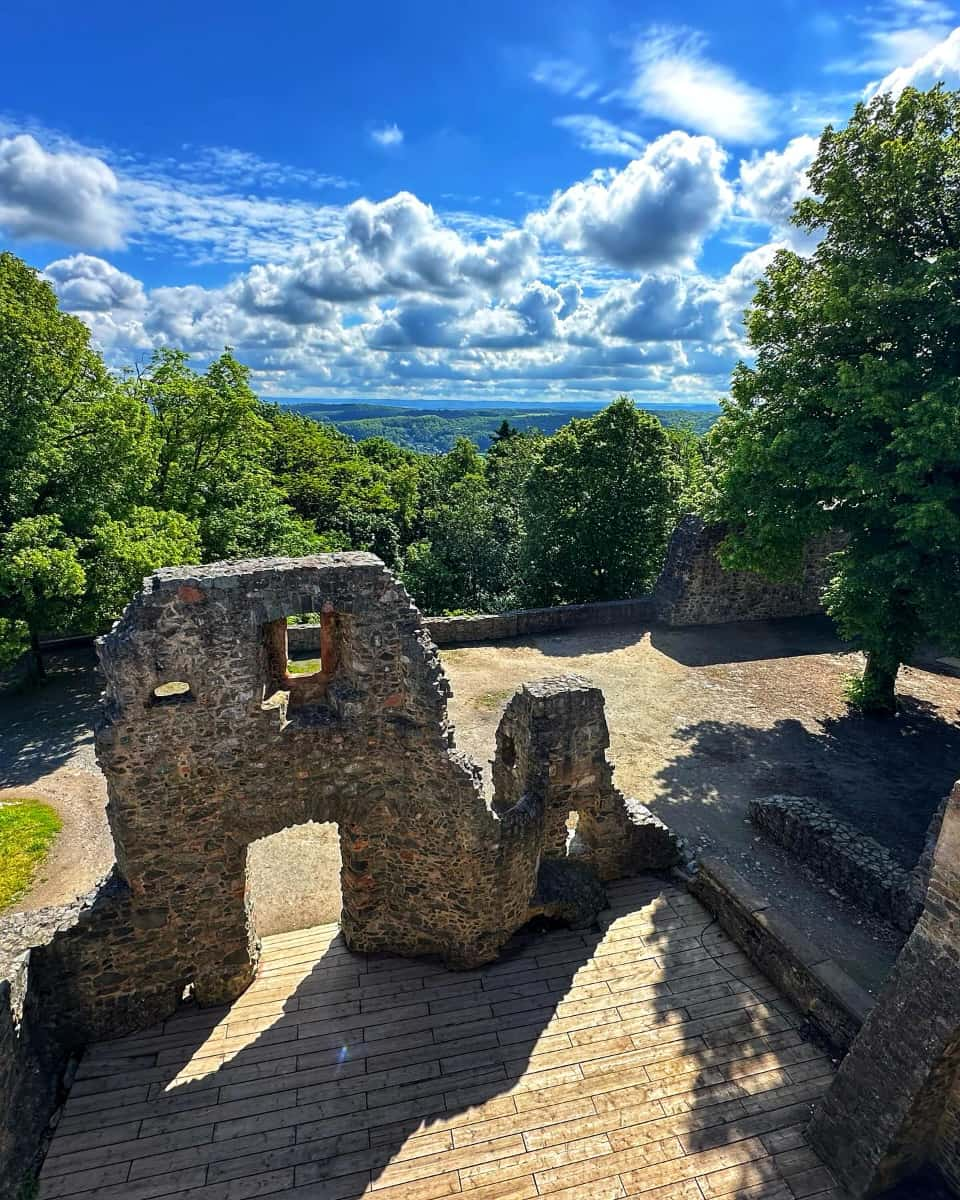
[38,879,840,1199]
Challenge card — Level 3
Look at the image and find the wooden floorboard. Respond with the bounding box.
[39,879,840,1199]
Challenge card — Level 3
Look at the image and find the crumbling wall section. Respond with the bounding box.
[808,780,960,1196]
[0,871,180,1195]
[493,677,681,882]
[653,515,843,627]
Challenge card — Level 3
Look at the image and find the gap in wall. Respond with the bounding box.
[245,820,343,937]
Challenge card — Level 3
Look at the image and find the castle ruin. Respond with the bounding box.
[0,553,679,1190]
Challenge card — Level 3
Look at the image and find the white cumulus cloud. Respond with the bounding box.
[0,134,127,248]
[44,253,146,312]
[529,131,732,270]
[554,115,646,159]
[737,135,819,228]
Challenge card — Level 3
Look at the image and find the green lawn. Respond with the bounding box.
[0,798,62,911]
[287,658,323,676]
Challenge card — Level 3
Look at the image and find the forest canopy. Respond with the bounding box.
[0,250,706,671]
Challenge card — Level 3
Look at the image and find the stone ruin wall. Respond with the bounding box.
[652,515,843,627]
[0,552,680,1193]
[809,781,960,1196]
[287,517,840,655]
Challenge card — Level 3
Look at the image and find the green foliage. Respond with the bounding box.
[287,657,322,675]
[0,797,62,910]
[401,432,545,612]
[710,86,960,713]
[0,251,708,648]
[132,350,322,561]
[84,508,201,624]
[520,397,684,605]
[267,407,415,563]
[0,253,170,653]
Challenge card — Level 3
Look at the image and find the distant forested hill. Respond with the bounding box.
[285,402,720,453]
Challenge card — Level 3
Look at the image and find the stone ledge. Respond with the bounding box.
[688,855,874,1053]
[749,794,922,933]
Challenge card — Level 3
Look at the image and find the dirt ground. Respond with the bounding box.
[441,616,960,993]
[0,649,114,910]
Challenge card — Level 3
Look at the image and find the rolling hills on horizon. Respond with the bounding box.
[277,399,721,453]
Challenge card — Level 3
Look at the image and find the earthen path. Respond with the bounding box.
[39,877,841,1199]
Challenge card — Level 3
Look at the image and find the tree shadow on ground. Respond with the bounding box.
[500,614,843,669]
[653,700,960,866]
[0,648,102,787]
[648,615,843,669]
[42,877,853,1200]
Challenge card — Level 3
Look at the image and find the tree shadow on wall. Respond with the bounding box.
[42,879,851,1200]
[652,701,960,867]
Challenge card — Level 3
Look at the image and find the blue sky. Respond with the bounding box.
[3,0,959,404]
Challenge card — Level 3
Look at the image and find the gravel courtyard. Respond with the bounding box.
[441,616,960,992]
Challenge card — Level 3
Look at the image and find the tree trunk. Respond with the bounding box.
[860,649,899,715]
[28,627,45,681]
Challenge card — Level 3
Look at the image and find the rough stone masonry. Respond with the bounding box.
[808,780,960,1195]
[0,552,680,1193]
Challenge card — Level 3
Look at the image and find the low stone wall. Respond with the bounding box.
[749,795,922,933]
[689,856,874,1054]
[652,515,843,627]
[0,651,36,695]
[290,597,657,651]
[0,871,184,1195]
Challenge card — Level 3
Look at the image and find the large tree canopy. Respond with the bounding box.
[520,397,683,605]
[710,86,960,713]
[0,254,197,668]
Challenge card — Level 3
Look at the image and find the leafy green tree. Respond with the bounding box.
[131,350,321,560]
[491,418,519,445]
[0,254,196,672]
[401,438,495,611]
[520,397,683,605]
[666,423,710,514]
[711,86,960,714]
[267,409,421,562]
[84,508,201,621]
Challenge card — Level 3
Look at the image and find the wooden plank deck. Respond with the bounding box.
[38,877,842,1199]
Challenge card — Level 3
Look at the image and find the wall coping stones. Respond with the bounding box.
[688,854,875,1053]
[749,794,923,934]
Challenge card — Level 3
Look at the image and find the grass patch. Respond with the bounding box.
[0,797,62,911]
[287,658,323,676]
[473,687,516,711]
